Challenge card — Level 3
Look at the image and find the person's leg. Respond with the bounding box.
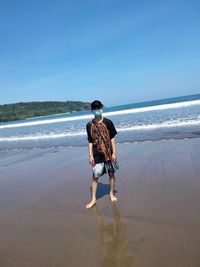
[86,176,98,209]
[109,173,117,202]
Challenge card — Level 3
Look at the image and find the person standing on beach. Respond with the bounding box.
[86,100,118,209]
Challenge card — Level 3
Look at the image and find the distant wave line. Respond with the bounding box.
[0,99,200,129]
[0,119,200,141]
[118,119,200,131]
[0,132,86,141]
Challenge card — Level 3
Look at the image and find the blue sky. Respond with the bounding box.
[0,0,200,106]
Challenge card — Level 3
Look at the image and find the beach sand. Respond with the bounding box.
[0,138,200,267]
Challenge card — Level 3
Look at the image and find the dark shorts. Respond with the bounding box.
[92,160,116,178]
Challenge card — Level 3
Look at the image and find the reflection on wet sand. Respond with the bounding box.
[93,203,134,267]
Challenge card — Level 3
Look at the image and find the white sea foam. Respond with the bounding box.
[0,119,199,142]
[117,119,200,131]
[0,99,200,129]
[0,131,86,141]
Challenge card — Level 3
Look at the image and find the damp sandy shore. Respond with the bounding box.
[0,138,200,267]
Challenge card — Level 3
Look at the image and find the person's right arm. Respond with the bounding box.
[86,123,95,165]
[88,143,95,166]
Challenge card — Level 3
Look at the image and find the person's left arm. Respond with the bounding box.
[111,137,117,162]
[107,119,117,162]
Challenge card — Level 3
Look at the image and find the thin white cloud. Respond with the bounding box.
[77,6,166,47]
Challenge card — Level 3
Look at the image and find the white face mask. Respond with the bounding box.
[92,109,103,116]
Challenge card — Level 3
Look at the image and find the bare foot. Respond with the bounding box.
[109,194,117,202]
[86,199,97,209]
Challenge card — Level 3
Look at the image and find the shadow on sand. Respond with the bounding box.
[91,182,118,200]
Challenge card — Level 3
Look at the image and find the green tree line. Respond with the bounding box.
[0,101,91,122]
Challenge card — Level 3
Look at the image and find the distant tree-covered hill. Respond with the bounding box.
[0,101,91,122]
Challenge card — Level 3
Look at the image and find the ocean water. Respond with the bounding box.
[0,94,200,150]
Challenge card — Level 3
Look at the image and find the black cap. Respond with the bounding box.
[91,100,103,110]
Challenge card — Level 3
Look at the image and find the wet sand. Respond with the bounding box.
[0,138,200,267]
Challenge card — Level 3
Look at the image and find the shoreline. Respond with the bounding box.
[1,130,200,151]
[0,138,200,266]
